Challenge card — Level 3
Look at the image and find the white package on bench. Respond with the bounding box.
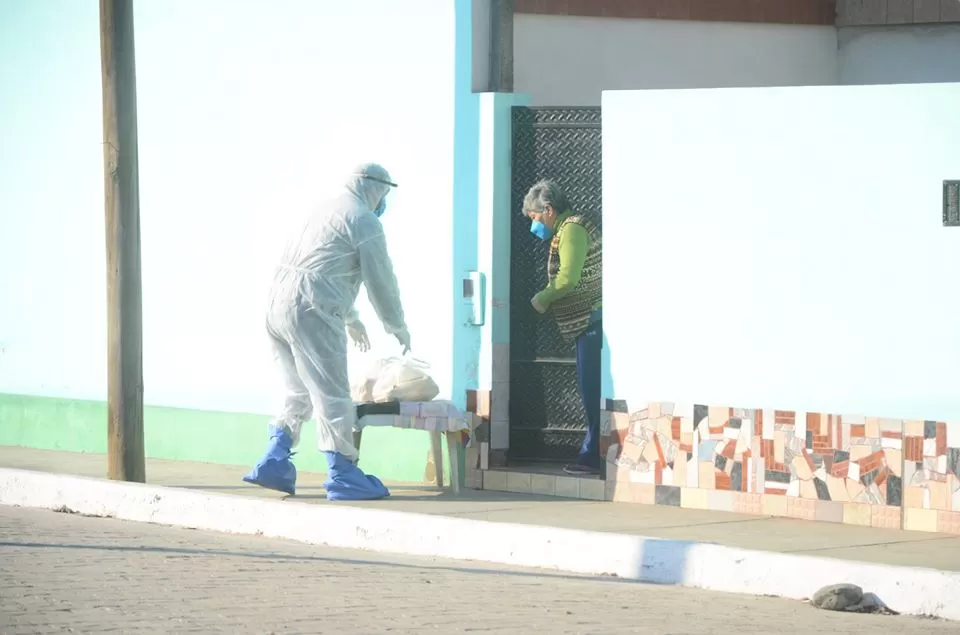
[351,356,440,404]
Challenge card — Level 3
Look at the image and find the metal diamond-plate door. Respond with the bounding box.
[509,107,602,462]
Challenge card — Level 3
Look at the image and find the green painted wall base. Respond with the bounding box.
[0,393,445,483]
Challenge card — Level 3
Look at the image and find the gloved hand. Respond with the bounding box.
[394,328,411,354]
[347,321,371,352]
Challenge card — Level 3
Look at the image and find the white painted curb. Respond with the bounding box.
[1,466,957,621]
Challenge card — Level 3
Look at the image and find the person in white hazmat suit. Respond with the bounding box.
[243,163,410,500]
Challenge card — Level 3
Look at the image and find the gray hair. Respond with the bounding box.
[522,179,570,215]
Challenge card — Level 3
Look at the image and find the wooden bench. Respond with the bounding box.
[354,400,476,495]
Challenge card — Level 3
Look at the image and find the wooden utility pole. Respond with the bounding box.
[99,0,145,482]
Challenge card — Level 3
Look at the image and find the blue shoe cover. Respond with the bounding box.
[243,425,297,495]
[322,452,390,501]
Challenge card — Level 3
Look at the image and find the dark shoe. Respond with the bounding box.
[562,463,600,476]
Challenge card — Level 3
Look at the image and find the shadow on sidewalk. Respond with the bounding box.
[0,539,690,587]
[631,538,694,586]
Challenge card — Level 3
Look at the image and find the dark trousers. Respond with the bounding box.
[574,318,602,468]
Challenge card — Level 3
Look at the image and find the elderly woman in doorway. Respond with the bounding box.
[522,179,603,476]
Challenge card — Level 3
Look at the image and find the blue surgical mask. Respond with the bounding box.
[530,220,553,241]
[374,197,387,218]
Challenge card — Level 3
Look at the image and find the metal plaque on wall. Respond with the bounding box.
[945,181,960,227]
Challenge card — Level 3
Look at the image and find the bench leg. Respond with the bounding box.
[429,430,444,489]
[445,432,461,495]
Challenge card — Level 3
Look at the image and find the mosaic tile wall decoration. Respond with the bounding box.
[599,399,960,536]
[476,392,960,535]
[902,420,960,533]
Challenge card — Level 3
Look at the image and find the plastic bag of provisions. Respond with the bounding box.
[351,356,440,404]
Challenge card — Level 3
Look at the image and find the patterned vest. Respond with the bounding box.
[548,213,602,341]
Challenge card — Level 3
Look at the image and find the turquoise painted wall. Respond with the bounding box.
[451,0,482,409]
[475,92,529,451]
[0,0,479,483]
[476,92,530,387]
[601,83,960,420]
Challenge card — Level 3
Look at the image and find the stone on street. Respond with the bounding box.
[0,505,955,634]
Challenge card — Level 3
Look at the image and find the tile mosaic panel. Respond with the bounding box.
[478,393,957,535]
[902,420,960,513]
[599,399,958,536]
[606,403,903,522]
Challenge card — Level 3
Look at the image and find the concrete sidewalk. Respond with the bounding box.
[6,504,957,634]
[5,445,960,620]
[3,446,959,572]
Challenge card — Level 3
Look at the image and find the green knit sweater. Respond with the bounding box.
[532,212,602,341]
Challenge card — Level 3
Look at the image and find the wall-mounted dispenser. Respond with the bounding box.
[462,271,486,326]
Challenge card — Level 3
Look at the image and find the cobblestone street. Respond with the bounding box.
[0,505,954,634]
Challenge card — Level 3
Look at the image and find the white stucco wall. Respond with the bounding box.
[513,14,839,105]
[839,24,960,85]
[603,83,960,421]
[0,0,468,415]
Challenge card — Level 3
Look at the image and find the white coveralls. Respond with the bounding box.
[265,164,408,462]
